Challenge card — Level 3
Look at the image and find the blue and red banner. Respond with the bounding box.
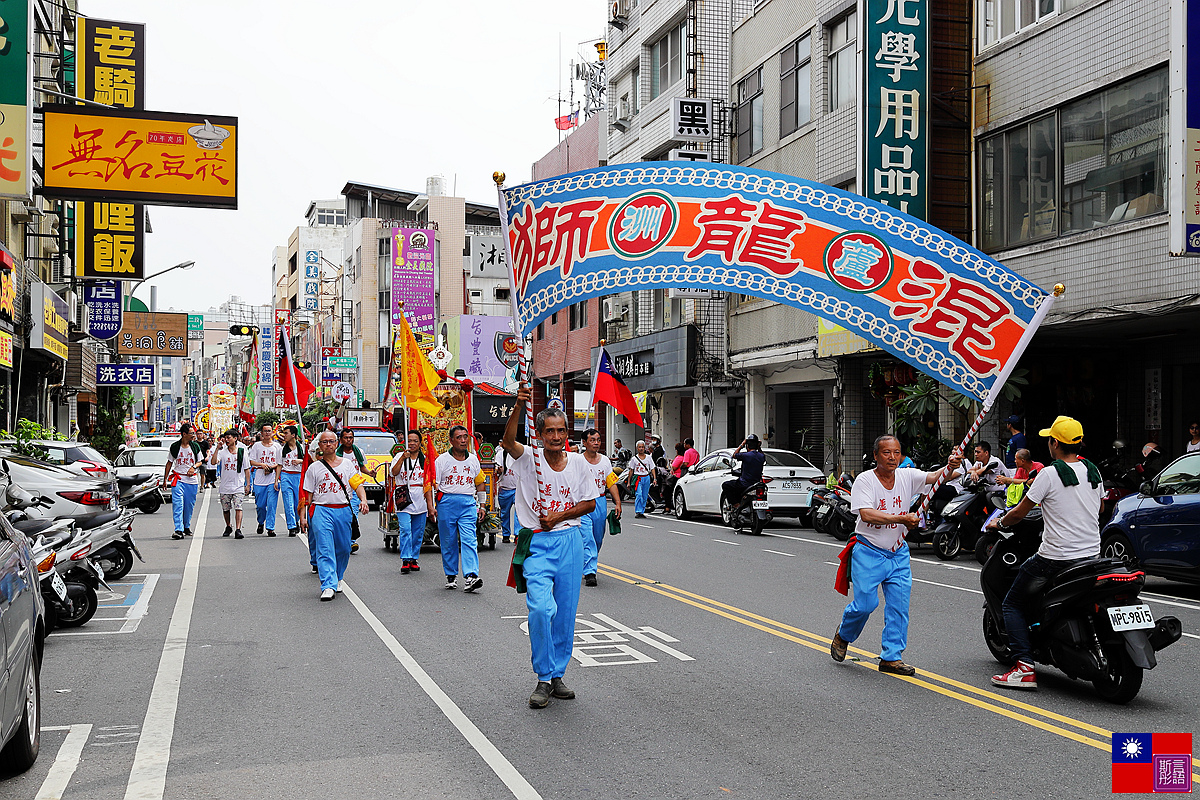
[1112,732,1193,793]
[500,163,1053,401]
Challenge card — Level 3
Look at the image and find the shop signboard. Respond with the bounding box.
[0,330,12,369]
[321,346,342,385]
[96,363,154,386]
[0,0,32,201]
[83,279,123,340]
[30,282,69,360]
[116,311,188,357]
[302,250,319,310]
[1171,0,1200,254]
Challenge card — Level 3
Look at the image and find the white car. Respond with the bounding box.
[672,447,825,525]
[112,446,174,502]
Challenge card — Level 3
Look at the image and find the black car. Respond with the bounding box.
[0,515,45,773]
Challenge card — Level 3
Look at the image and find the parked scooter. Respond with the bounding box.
[811,474,854,541]
[1098,441,1160,528]
[928,476,1002,561]
[980,514,1182,703]
[118,471,161,514]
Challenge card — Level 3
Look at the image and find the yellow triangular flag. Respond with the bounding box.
[398,314,443,417]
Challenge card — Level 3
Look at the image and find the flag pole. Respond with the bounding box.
[583,340,604,431]
[280,322,307,452]
[918,284,1063,515]
[493,171,546,513]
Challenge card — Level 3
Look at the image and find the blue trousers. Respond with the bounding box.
[635,476,650,514]
[437,493,479,577]
[311,504,353,591]
[498,489,516,540]
[280,471,301,531]
[172,481,197,532]
[837,540,913,662]
[1002,554,1088,665]
[253,483,279,530]
[398,511,427,560]
[524,527,584,681]
[582,497,607,575]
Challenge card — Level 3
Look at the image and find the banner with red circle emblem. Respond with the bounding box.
[500,163,1052,401]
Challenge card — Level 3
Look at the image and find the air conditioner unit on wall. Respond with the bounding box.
[603,299,627,324]
[609,0,629,29]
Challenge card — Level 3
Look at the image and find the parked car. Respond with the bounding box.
[0,452,118,522]
[112,446,173,502]
[1101,452,1200,584]
[19,441,116,485]
[0,500,46,773]
[672,447,824,525]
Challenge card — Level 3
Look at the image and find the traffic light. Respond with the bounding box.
[229,324,258,336]
[293,360,311,369]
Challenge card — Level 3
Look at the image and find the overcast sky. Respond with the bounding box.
[81,0,604,312]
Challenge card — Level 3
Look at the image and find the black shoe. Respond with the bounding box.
[223,525,233,537]
[464,574,483,593]
[172,531,184,540]
[635,513,645,518]
[288,529,298,537]
[311,564,318,574]
[234,529,244,539]
[502,536,511,543]
[584,573,598,587]
[257,523,264,535]
[529,681,552,709]
[184,528,193,537]
[266,530,276,537]
[550,677,575,699]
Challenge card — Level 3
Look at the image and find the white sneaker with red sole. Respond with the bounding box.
[992,661,1038,690]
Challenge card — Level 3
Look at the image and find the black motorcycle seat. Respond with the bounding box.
[1048,557,1109,585]
[12,518,57,536]
[62,509,122,530]
[117,473,151,487]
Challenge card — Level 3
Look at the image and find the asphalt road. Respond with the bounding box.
[5,491,1199,799]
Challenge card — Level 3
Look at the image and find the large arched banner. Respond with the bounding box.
[499,163,1053,402]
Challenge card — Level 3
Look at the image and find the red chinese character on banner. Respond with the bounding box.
[510,199,604,295]
[685,195,757,263]
[893,259,1012,374]
[740,202,807,276]
[551,199,604,278]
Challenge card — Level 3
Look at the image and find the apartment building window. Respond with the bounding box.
[354,246,362,282]
[631,66,640,113]
[495,287,510,301]
[979,68,1167,252]
[780,34,812,137]
[828,12,857,111]
[650,19,686,100]
[736,67,764,162]
[979,0,1087,47]
[536,322,545,340]
[569,301,587,330]
[313,209,346,226]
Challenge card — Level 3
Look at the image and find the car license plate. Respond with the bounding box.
[782,480,804,490]
[50,571,67,600]
[1107,604,1154,631]
[752,500,770,510]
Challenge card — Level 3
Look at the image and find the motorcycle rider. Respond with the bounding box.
[721,434,767,524]
[967,441,1009,490]
[987,416,1103,690]
[611,439,632,471]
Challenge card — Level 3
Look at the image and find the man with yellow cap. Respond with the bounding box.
[986,416,1103,690]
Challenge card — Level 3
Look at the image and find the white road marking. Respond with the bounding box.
[1141,596,1200,612]
[670,530,695,537]
[713,539,741,546]
[1143,590,1200,610]
[500,615,529,619]
[591,613,695,661]
[122,490,210,800]
[1182,632,1200,640]
[764,549,796,558]
[913,578,984,595]
[35,723,92,800]
[120,573,160,633]
[633,523,654,529]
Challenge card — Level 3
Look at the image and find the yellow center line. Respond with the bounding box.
[598,563,1198,774]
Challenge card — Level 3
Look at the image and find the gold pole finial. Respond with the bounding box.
[492,171,506,186]
[1053,283,1066,297]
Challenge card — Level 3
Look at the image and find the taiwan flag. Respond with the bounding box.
[1112,732,1193,793]
[588,348,643,427]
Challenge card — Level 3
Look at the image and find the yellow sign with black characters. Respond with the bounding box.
[76,17,145,110]
[76,201,144,278]
[30,282,68,361]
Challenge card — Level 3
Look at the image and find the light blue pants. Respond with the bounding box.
[310,504,353,591]
[398,511,427,560]
[437,493,479,577]
[524,526,584,681]
[635,476,650,514]
[837,540,913,662]
[253,482,279,530]
[582,497,608,575]
[280,471,301,531]
[498,489,516,540]
[172,481,197,532]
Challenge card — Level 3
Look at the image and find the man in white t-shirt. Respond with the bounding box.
[209,428,251,539]
[300,431,369,601]
[831,435,962,677]
[248,424,283,536]
[580,427,621,587]
[164,423,203,540]
[987,416,1103,690]
[966,441,1009,490]
[425,426,487,592]
[501,383,599,709]
[495,447,519,544]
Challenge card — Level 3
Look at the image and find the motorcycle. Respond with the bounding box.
[118,471,161,514]
[811,474,854,541]
[927,475,1003,561]
[1098,441,1160,528]
[730,475,773,535]
[980,513,1182,704]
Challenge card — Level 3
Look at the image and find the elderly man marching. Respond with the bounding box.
[248,424,283,536]
[501,384,599,709]
[580,427,621,587]
[300,431,369,601]
[425,425,487,593]
[830,435,961,676]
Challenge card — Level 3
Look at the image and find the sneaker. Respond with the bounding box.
[320,588,335,601]
[266,529,276,537]
[410,561,420,572]
[550,677,575,699]
[445,576,458,590]
[830,632,849,662]
[401,561,411,575]
[223,525,233,537]
[184,528,193,537]
[288,529,298,537]
[351,541,359,553]
[992,661,1038,690]
[502,536,511,544]
[311,564,318,574]
[257,523,264,535]
[528,681,552,709]
[464,574,483,593]
[172,531,184,540]
[234,529,244,539]
[584,573,598,587]
[879,659,917,677]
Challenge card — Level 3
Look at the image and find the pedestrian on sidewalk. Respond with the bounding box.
[495,446,518,544]
[629,441,656,518]
[425,425,486,593]
[830,435,961,676]
[300,431,369,600]
[390,430,427,574]
[581,428,621,587]
[248,424,283,536]
[210,429,251,538]
[164,422,203,540]
[501,383,598,708]
[279,426,304,537]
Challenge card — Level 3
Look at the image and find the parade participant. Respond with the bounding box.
[501,384,598,708]
[248,424,283,536]
[495,446,518,544]
[1003,416,1027,469]
[279,426,305,537]
[164,422,203,540]
[629,440,656,518]
[390,430,427,574]
[209,428,251,539]
[300,431,369,601]
[425,425,487,592]
[987,417,1102,690]
[830,435,962,676]
[338,428,367,473]
[721,435,766,510]
[195,432,212,490]
[581,428,621,587]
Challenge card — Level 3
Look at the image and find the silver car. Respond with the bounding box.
[672,447,825,525]
[112,446,173,502]
[0,452,118,523]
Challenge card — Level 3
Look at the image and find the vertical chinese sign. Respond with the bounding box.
[0,0,32,200]
[273,309,292,410]
[1170,0,1200,254]
[390,228,436,347]
[83,279,123,340]
[862,0,928,220]
[303,250,320,310]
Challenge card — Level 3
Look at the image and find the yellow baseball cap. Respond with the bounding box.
[1038,415,1084,444]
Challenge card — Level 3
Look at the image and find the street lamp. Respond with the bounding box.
[127,260,196,304]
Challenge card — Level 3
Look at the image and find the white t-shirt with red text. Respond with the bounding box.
[850,467,927,551]
[389,452,428,515]
[302,456,359,506]
[508,448,599,532]
[167,442,201,486]
[434,452,482,496]
[279,445,304,474]
[248,441,282,486]
[583,454,615,498]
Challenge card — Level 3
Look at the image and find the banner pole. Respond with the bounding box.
[917,285,1063,515]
